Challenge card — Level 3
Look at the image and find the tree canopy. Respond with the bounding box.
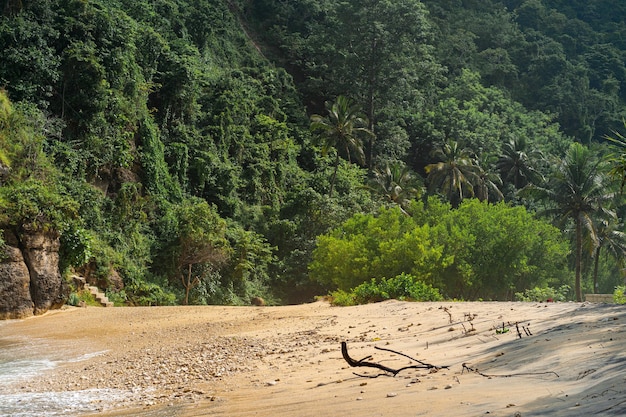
[2,0,626,304]
[310,199,569,300]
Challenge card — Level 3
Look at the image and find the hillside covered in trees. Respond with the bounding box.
[1,0,626,306]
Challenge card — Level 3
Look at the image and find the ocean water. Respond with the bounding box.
[0,332,128,417]
[0,334,58,383]
[0,389,132,417]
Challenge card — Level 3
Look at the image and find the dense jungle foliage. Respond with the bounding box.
[1,0,626,304]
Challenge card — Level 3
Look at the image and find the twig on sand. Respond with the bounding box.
[462,363,559,378]
[597,398,626,414]
[341,342,448,378]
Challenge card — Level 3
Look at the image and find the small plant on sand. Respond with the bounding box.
[329,290,356,306]
[515,285,571,302]
[66,289,100,307]
[614,286,626,304]
[67,292,80,306]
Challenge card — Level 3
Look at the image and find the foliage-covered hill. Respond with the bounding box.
[1,0,625,304]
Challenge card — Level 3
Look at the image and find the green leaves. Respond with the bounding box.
[310,198,568,300]
[604,120,626,192]
[438,199,569,300]
[522,142,614,301]
[309,206,448,292]
[310,95,372,196]
[425,140,481,207]
[367,161,423,212]
[331,273,443,306]
[310,95,371,163]
[0,179,78,233]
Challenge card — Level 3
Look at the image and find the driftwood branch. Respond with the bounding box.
[341,342,448,378]
[341,343,558,380]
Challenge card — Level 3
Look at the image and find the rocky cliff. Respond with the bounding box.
[0,229,68,319]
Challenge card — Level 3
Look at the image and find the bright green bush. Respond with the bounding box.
[330,273,443,306]
[310,207,450,291]
[311,199,569,300]
[614,286,626,304]
[515,285,572,302]
[329,290,356,306]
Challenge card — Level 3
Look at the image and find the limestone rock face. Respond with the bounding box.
[21,231,69,314]
[0,230,68,319]
[0,235,34,319]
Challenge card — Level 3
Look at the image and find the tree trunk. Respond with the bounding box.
[183,263,192,305]
[329,152,340,198]
[575,216,583,302]
[593,247,601,294]
[367,77,375,171]
[366,35,376,171]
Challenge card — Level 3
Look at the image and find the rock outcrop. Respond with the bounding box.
[0,234,34,319]
[0,229,68,319]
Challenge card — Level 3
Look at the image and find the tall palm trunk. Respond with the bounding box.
[575,216,583,302]
[329,152,340,198]
[367,92,375,171]
[366,37,376,171]
[593,246,601,294]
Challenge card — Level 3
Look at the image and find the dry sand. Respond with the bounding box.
[2,300,626,416]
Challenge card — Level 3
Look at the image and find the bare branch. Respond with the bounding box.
[341,342,448,378]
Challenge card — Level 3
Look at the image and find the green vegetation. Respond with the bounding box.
[66,290,100,307]
[330,273,443,306]
[310,199,569,300]
[2,1,626,305]
[614,286,626,304]
[515,285,572,302]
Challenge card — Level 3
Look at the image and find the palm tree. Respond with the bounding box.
[310,96,373,197]
[496,136,545,189]
[590,217,626,293]
[604,120,626,193]
[473,166,504,203]
[367,161,423,214]
[523,143,614,301]
[425,140,481,207]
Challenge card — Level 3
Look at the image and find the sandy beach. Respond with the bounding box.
[2,300,625,416]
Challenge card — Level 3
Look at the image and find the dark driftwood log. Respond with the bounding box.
[341,342,447,377]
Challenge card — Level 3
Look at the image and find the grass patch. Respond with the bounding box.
[67,289,101,307]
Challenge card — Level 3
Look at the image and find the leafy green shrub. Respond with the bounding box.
[614,286,626,304]
[125,278,176,306]
[328,290,356,306]
[310,206,449,292]
[105,289,128,307]
[67,292,80,306]
[515,285,571,302]
[66,290,100,307]
[331,273,443,306]
[311,199,569,300]
[59,222,93,273]
[0,179,78,232]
